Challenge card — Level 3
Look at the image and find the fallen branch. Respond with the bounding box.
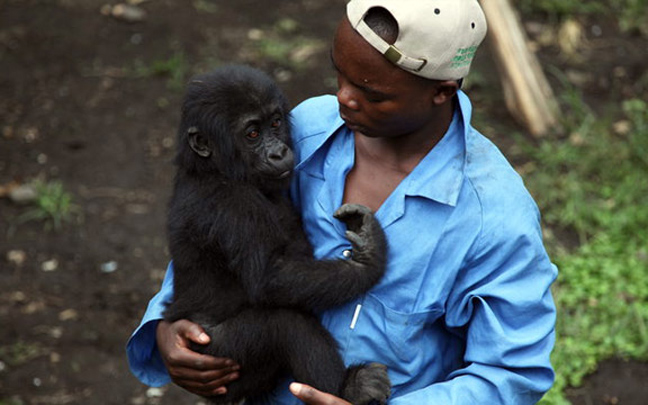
[481,0,562,136]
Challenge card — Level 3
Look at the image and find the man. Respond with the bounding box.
[127,1,558,403]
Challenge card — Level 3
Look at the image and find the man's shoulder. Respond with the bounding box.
[462,127,540,224]
[290,95,340,139]
[456,91,527,199]
[291,94,338,117]
[289,95,342,163]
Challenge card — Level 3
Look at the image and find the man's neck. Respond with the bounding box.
[354,99,455,175]
[343,99,456,211]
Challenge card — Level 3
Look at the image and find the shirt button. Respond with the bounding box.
[342,249,352,259]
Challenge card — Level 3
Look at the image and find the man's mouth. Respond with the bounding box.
[341,113,361,130]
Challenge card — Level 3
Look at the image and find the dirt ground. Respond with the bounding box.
[0,1,646,404]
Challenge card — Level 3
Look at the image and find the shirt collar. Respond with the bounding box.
[296,91,474,207]
[401,95,467,207]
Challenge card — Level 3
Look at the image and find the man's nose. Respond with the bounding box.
[336,81,360,111]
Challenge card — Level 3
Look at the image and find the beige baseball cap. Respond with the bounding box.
[347,0,488,80]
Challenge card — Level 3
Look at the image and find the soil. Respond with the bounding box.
[0,1,646,404]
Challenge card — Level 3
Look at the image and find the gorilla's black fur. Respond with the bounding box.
[164,65,390,404]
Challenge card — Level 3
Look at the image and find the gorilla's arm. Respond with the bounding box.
[261,204,387,311]
[206,196,386,311]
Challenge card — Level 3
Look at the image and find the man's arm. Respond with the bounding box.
[126,264,176,386]
[393,212,557,404]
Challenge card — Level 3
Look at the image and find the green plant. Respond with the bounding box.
[0,398,24,405]
[618,0,648,34]
[519,95,648,404]
[516,0,604,19]
[18,180,80,230]
[517,0,648,35]
[248,19,326,71]
[255,37,295,64]
[133,51,190,91]
[254,36,326,70]
[192,0,218,14]
[542,235,648,403]
[517,70,648,244]
[0,341,45,367]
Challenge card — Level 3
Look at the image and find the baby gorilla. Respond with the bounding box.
[164,65,391,404]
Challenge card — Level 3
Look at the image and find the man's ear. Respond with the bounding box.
[431,80,459,105]
[187,126,212,158]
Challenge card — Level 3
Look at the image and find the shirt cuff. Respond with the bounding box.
[126,319,171,387]
[126,263,175,387]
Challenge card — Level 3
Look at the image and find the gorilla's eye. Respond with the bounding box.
[247,130,260,139]
[271,117,282,128]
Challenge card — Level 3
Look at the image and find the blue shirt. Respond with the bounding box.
[127,91,557,404]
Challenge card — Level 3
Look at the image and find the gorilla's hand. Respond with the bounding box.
[334,204,387,267]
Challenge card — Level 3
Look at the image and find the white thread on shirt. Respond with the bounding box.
[350,304,362,329]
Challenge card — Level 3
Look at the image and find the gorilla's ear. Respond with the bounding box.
[187,126,212,158]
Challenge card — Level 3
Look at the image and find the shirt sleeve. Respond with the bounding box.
[126,262,175,387]
[392,209,558,404]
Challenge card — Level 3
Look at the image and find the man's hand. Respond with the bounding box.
[156,319,239,397]
[290,383,351,405]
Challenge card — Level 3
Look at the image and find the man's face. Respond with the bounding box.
[331,18,439,139]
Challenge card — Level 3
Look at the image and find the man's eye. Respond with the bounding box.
[365,92,387,103]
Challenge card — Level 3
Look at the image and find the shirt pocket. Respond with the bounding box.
[351,293,444,366]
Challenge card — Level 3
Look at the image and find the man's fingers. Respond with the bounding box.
[173,319,211,345]
[167,347,240,372]
[176,379,228,397]
[171,366,240,397]
[290,383,312,401]
[165,347,210,369]
[157,319,241,398]
[289,383,350,405]
[170,364,240,383]
[185,353,239,371]
[175,369,239,390]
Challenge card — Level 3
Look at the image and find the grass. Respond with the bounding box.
[249,18,326,71]
[512,81,648,403]
[17,180,80,231]
[517,0,648,34]
[618,0,648,34]
[0,341,46,368]
[517,0,603,19]
[131,50,190,91]
[192,0,218,14]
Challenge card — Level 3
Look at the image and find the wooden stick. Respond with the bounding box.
[480,0,561,136]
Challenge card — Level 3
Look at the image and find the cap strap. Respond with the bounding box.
[355,19,427,72]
